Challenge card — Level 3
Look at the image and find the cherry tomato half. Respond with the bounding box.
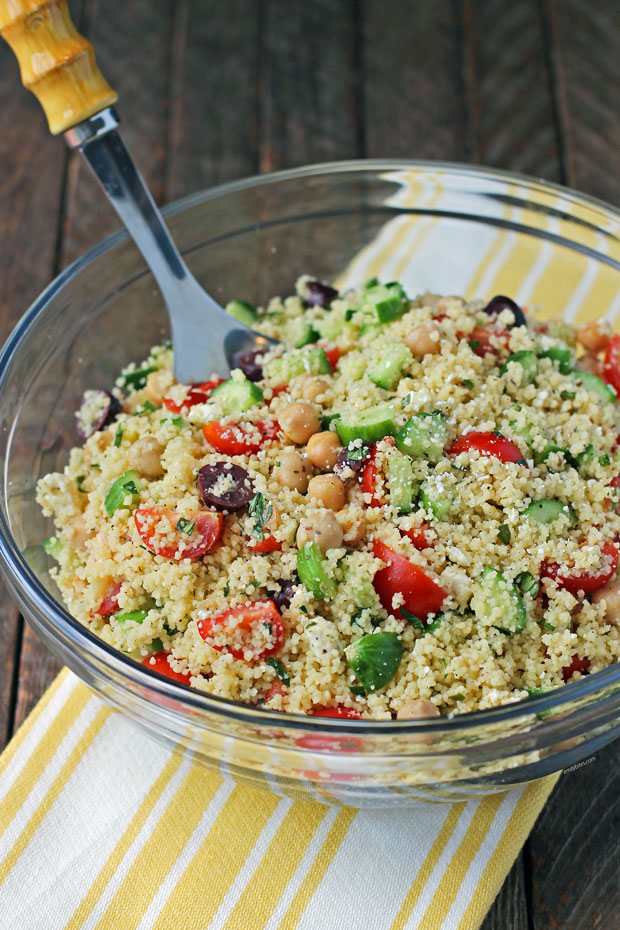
[310,706,361,719]
[135,506,222,560]
[163,378,225,414]
[401,525,434,550]
[448,431,526,464]
[464,326,511,357]
[246,534,282,553]
[203,419,281,455]
[197,599,285,661]
[541,541,619,596]
[141,651,193,684]
[603,334,620,396]
[372,539,447,622]
[94,581,122,617]
[361,444,383,506]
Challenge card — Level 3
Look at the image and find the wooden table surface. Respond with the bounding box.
[1,1,620,926]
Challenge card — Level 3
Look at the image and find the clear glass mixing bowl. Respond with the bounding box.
[2,161,620,808]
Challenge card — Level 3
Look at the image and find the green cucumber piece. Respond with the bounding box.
[574,444,595,470]
[345,631,403,692]
[210,374,264,414]
[312,312,346,342]
[367,342,412,390]
[114,608,150,627]
[281,316,318,348]
[387,449,417,514]
[540,346,572,374]
[338,350,367,381]
[363,282,408,323]
[474,567,526,635]
[500,350,537,381]
[297,542,337,599]
[226,299,258,327]
[335,403,397,445]
[396,412,448,462]
[570,369,616,404]
[533,443,571,466]
[265,347,331,386]
[419,482,453,520]
[43,535,62,560]
[105,470,143,518]
[523,499,578,525]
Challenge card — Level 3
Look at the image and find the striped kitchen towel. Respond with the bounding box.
[0,670,556,930]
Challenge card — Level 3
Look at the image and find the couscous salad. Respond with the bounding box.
[37,277,620,719]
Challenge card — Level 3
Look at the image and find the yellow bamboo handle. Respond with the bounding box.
[0,0,117,134]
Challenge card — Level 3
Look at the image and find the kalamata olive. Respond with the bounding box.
[304,278,339,308]
[483,295,527,328]
[75,389,121,440]
[335,441,372,477]
[197,463,254,511]
[234,349,264,382]
[268,575,299,612]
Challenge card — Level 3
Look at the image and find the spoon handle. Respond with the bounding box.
[0,0,117,133]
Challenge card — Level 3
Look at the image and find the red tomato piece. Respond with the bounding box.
[141,651,192,684]
[448,431,526,464]
[372,539,447,622]
[561,655,591,682]
[603,333,620,396]
[162,378,225,414]
[541,541,619,596]
[464,326,511,357]
[203,419,280,455]
[94,581,122,617]
[197,599,285,661]
[134,507,222,560]
[263,679,287,702]
[310,706,361,719]
[323,346,342,370]
[361,445,383,506]
[247,534,282,553]
[401,525,434,550]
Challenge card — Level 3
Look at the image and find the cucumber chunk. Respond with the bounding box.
[105,470,143,518]
[539,346,572,374]
[226,299,258,327]
[396,412,448,462]
[43,535,62,560]
[523,499,578,525]
[419,481,453,520]
[367,342,412,390]
[473,567,526,635]
[533,443,571,466]
[500,350,538,381]
[280,316,318,348]
[265,347,331,385]
[338,350,367,381]
[570,369,616,404]
[363,282,408,323]
[297,541,336,599]
[387,448,417,514]
[335,403,397,445]
[210,374,264,414]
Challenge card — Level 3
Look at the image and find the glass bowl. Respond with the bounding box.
[2,160,620,808]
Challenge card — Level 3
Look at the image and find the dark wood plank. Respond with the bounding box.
[461,0,561,180]
[528,739,620,929]
[258,0,359,171]
[544,0,620,201]
[165,0,261,199]
[480,852,529,930]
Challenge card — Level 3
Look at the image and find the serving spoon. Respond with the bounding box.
[0,0,276,383]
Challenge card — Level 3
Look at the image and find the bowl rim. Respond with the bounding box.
[2,156,620,735]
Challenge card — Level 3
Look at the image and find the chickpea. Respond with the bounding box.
[83,428,113,464]
[404,322,440,358]
[396,699,440,720]
[307,474,346,511]
[278,401,320,444]
[274,450,311,492]
[306,431,342,471]
[336,507,367,546]
[68,514,94,550]
[290,374,329,402]
[592,577,620,623]
[576,320,611,355]
[145,370,175,406]
[128,436,165,478]
[575,353,602,378]
[296,511,343,553]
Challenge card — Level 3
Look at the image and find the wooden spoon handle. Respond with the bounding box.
[0,0,117,134]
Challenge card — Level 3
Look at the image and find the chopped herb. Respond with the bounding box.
[161,415,184,427]
[350,685,366,696]
[136,400,157,415]
[175,517,195,535]
[264,622,273,635]
[344,308,356,321]
[451,693,465,702]
[267,656,290,686]
[539,618,556,632]
[346,443,369,462]
[401,392,414,409]
[498,524,511,544]
[122,365,158,390]
[461,379,475,389]
[252,580,261,588]
[305,620,317,628]
[512,402,522,411]
[248,492,273,542]
[148,637,164,653]
[400,607,425,630]
[90,463,101,470]
[223,582,230,597]
[516,571,540,598]
[299,605,308,615]
[560,390,576,401]
[468,340,481,352]
[76,475,87,493]
[426,613,443,634]
[275,460,281,467]
[599,454,611,466]
[114,424,123,447]
[115,608,150,627]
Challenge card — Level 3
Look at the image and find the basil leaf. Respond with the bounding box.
[248,492,273,542]
[400,607,425,630]
[345,632,403,692]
